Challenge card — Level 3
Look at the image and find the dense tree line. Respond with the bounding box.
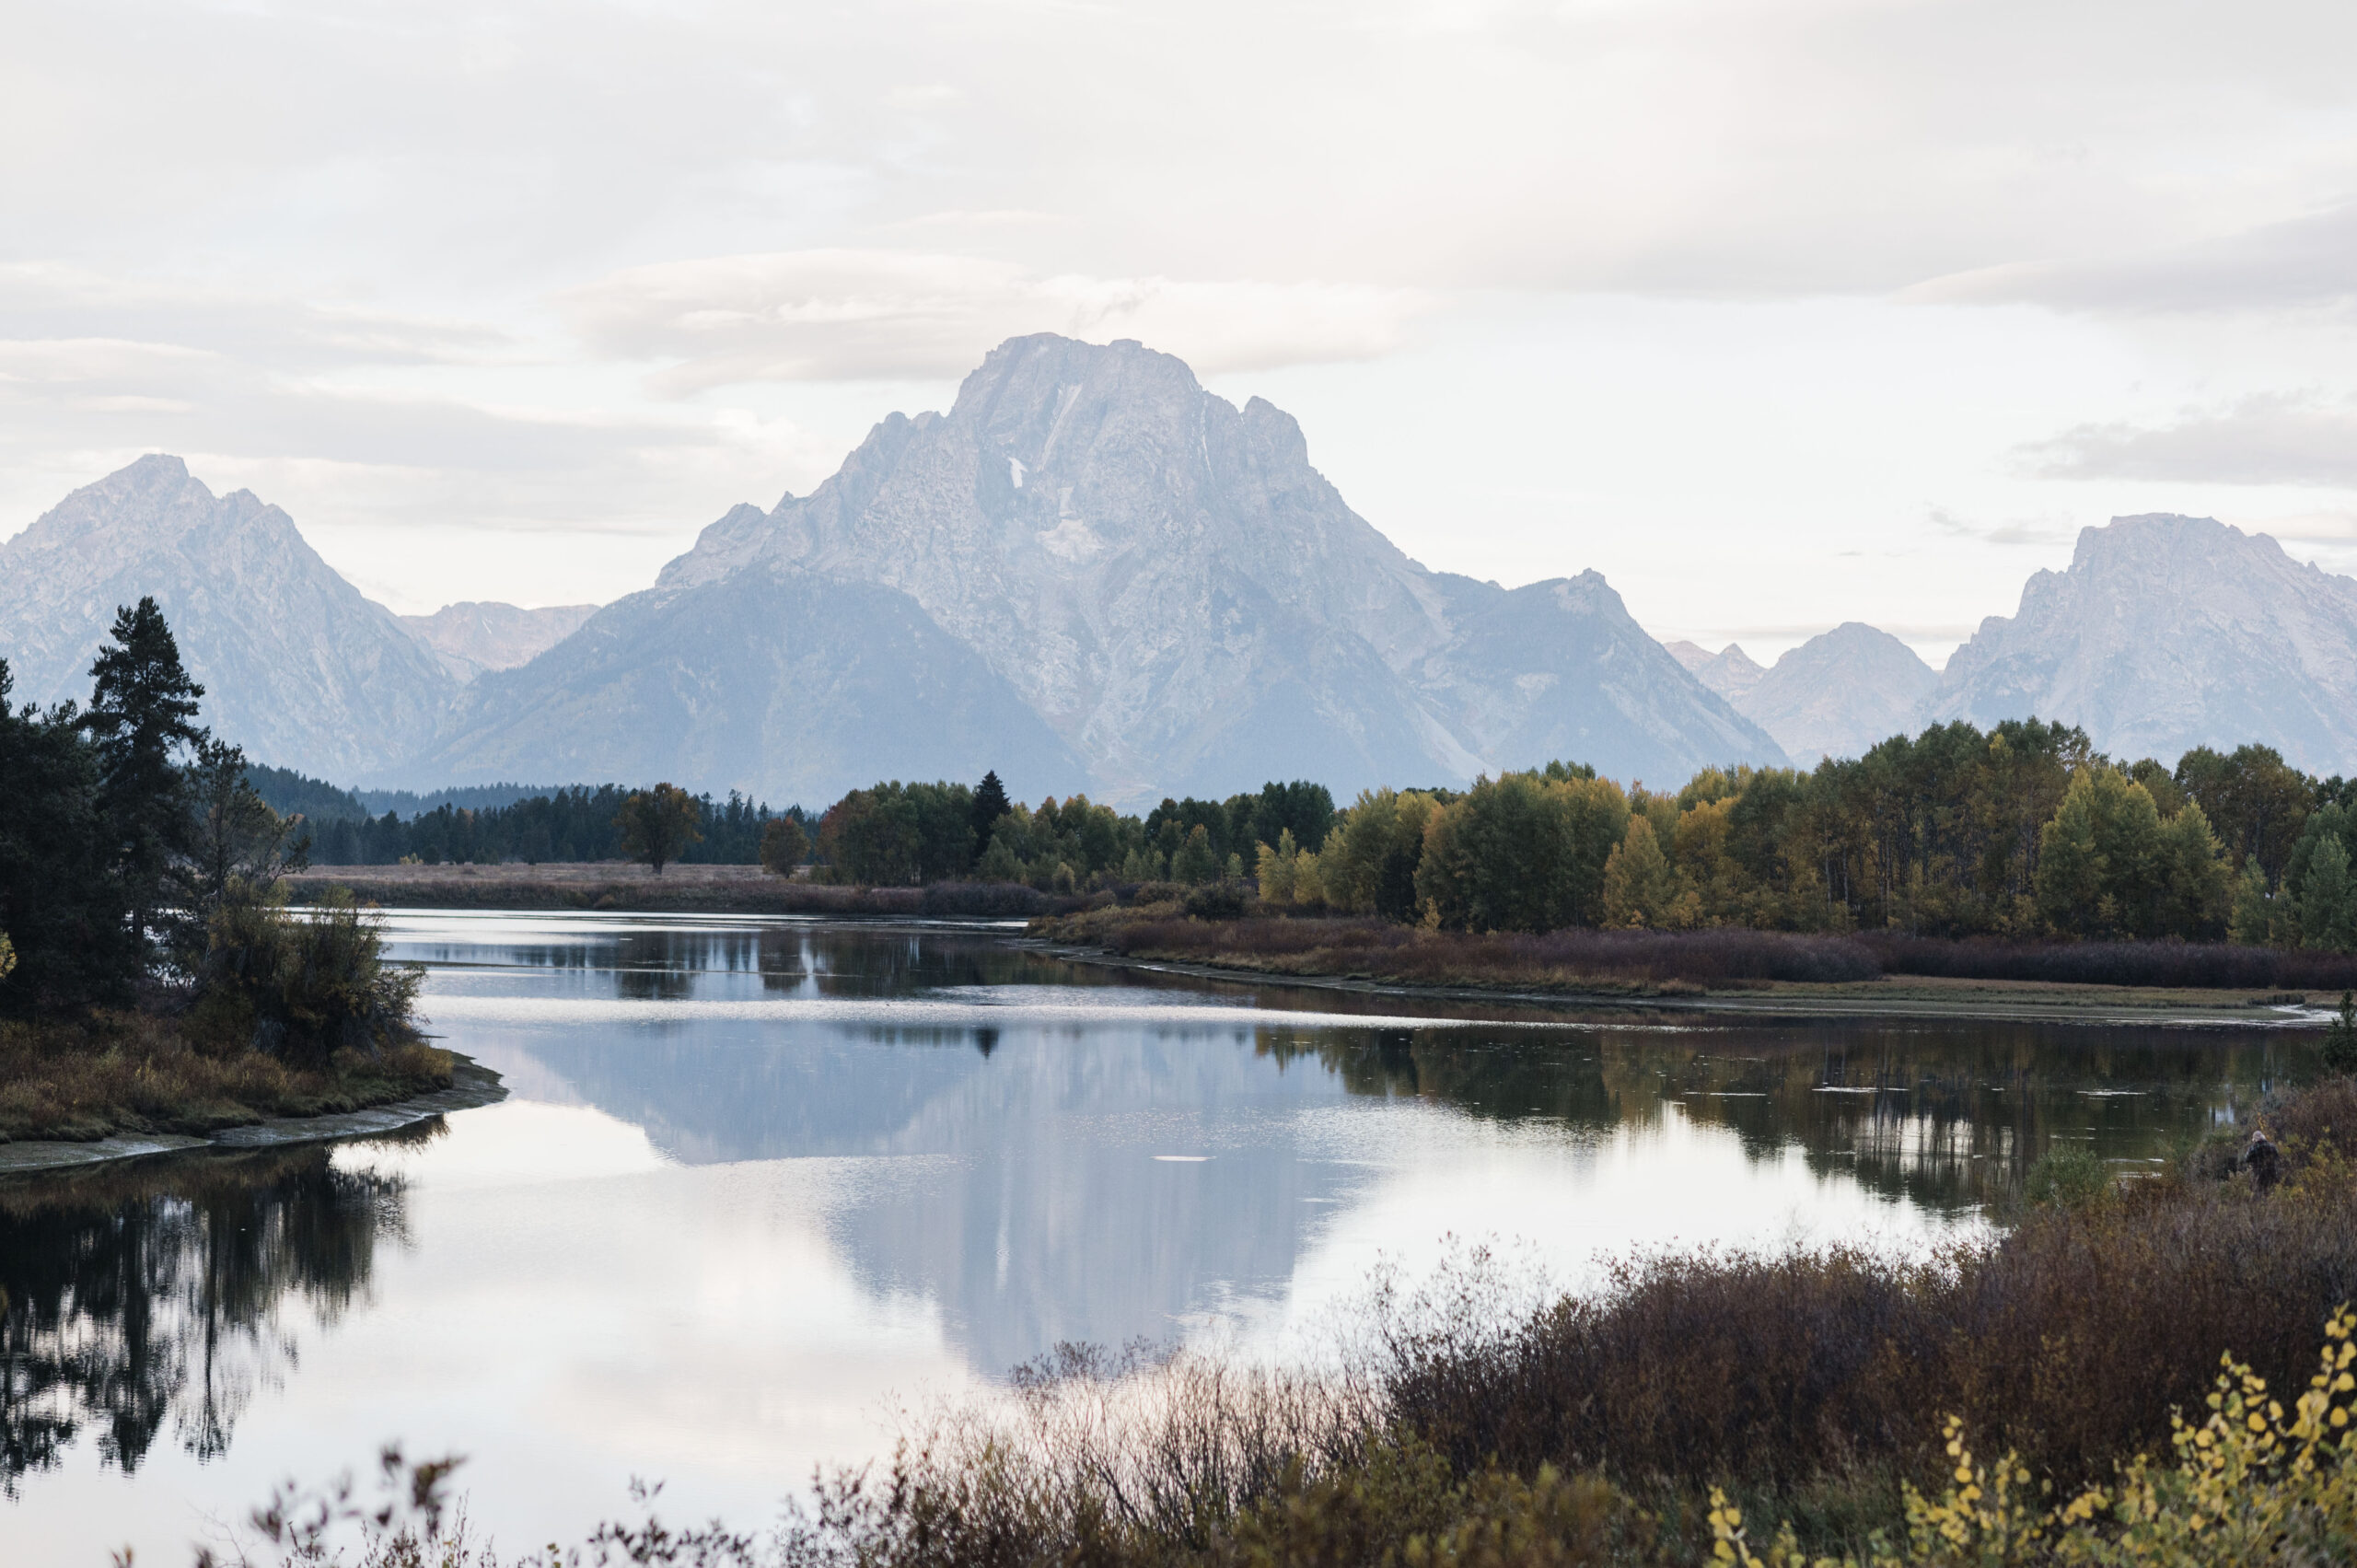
[283,784,798,866]
[806,723,2357,951]
[814,776,1338,889]
[1244,723,2357,947]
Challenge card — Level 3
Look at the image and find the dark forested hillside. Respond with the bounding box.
[297,786,796,867]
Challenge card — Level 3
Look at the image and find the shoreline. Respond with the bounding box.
[284,864,1083,918]
[1031,940,2336,1028]
[0,1052,508,1178]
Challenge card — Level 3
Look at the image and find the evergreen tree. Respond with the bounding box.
[970,770,1012,848]
[0,654,135,1012]
[80,598,206,955]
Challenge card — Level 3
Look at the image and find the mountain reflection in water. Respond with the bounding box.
[409,916,2300,1372]
[0,1132,417,1491]
[0,913,2311,1561]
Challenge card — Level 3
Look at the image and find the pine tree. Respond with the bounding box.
[970,770,1011,850]
[81,597,206,954]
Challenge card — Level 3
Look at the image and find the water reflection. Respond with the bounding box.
[0,1133,417,1492]
[0,912,2314,1529]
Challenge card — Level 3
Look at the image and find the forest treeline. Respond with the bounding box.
[249,765,800,866]
[1265,721,2357,947]
[256,713,2357,950]
[823,719,2357,950]
[814,773,1338,892]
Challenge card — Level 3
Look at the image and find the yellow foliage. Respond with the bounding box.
[1707,1307,2357,1566]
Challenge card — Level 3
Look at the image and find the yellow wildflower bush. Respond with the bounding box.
[1711,1307,2357,1567]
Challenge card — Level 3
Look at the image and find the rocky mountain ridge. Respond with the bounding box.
[426,334,1786,802]
[13,359,2351,806]
[1926,514,2357,774]
[0,456,456,778]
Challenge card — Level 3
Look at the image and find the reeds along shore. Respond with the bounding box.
[224,1077,2357,1567]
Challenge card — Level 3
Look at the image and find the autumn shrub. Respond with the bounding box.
[190,882,422,1067]
[1376,1168,2357,1502]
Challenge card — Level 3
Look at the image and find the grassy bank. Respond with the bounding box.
[1032,900,2357,1013]
[221,1076,2357,1566]
[284,863,1088,918]
[0,1009,453,1143]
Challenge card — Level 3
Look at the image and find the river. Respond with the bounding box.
[0,910,2309,1562]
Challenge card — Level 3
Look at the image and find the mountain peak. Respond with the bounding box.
[0,458,453,777]
[433,336,1784,801]
[1934,511,2357,772]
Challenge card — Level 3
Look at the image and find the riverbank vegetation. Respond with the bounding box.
[1039,907,2357,998]
[0,599,443,1142]
[212,1074,2357,1566]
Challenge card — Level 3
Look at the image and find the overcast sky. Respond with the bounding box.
[7,0,2356,661]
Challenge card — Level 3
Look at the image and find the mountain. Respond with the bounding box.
[1666,641,1767,702]
[420,565,1097,805]
[0,456,454,779]
[1928,514,2357,773]
[1666,628,1937,764]
[1736,623,1938,765]
[401,601,598,681]
[426,334,1783,804]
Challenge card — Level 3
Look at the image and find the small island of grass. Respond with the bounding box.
[2,598,447,1151]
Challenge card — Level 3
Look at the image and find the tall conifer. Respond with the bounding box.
[81,597,206,953]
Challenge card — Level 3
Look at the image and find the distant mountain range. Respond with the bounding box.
[1671,623,1939,766]
[6,337,2357,802]
[401,601,597,682]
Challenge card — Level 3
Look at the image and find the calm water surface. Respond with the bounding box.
[3,911,2316,1562]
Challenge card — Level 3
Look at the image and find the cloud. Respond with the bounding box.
[0,264,517,373]
[558,250,1429,392]
[2017,394,2357,487]
[1904,202,2357,315]
[1926,505,2075,547]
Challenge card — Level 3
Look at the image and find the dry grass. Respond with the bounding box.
[0,1008,453,1142]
